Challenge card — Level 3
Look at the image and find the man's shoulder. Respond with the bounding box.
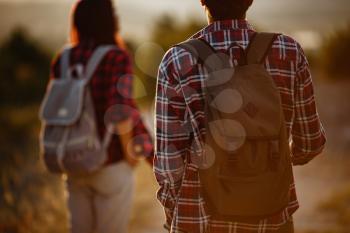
[274,33,302,49]
[272,33,305,61]
[160,43,199,76]
[163,43,198,61]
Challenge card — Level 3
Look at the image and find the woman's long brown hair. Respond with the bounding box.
[70,0,123,46]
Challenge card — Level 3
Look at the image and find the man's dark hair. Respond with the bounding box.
[204,0,253,20]
[71,0,119,45]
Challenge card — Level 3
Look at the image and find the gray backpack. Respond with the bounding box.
[178,33,293,221]
[39,46,115,175]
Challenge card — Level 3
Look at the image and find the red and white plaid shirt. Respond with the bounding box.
[154,20,326,233]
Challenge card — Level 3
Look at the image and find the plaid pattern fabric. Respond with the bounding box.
[52,42,153,165]
[154,20,326,233]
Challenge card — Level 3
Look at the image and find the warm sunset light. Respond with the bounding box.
[0,0,349,233]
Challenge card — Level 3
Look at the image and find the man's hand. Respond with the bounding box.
[291,157,310,166]
[291,150,320,166]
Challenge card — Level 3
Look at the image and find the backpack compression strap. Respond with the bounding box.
[245,32,280,65]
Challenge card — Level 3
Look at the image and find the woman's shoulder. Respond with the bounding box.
[55,43,129,60]
[51,44,131,77]
[104,45,131,60]
[103,46,132,67]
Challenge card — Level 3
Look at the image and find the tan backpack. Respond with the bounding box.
[178,33,293,221]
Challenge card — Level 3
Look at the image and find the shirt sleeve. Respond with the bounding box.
[106,49,135,123]
[291,44,326,165]
[154,48,192,225]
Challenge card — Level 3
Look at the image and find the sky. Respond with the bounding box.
[0,0,349,50]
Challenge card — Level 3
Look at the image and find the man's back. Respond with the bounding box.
[155,19,326,233]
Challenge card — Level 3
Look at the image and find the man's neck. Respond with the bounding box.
[208,17,247,24]
[206,13,246,24]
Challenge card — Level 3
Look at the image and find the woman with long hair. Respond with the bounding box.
[49,0,153,232]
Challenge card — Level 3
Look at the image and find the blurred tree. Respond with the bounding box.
[152,15,205,50]
[131,15,205,106]
[0,28,51,107]
[321,24,350,80]
[0,29,68,233]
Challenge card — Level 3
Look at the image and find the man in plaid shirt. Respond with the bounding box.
[154,0,326,232]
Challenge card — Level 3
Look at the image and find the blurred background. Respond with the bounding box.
[0,0,350,233]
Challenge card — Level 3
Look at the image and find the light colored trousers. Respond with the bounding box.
[66,161,134,233]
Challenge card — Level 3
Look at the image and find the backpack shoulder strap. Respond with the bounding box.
[60,47,71,79]
[246,32,280,64]
[176,39,226,73]
[84,45,116,84]
[177,39,215,63]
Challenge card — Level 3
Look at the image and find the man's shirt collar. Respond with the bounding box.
[192,19,254,38]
